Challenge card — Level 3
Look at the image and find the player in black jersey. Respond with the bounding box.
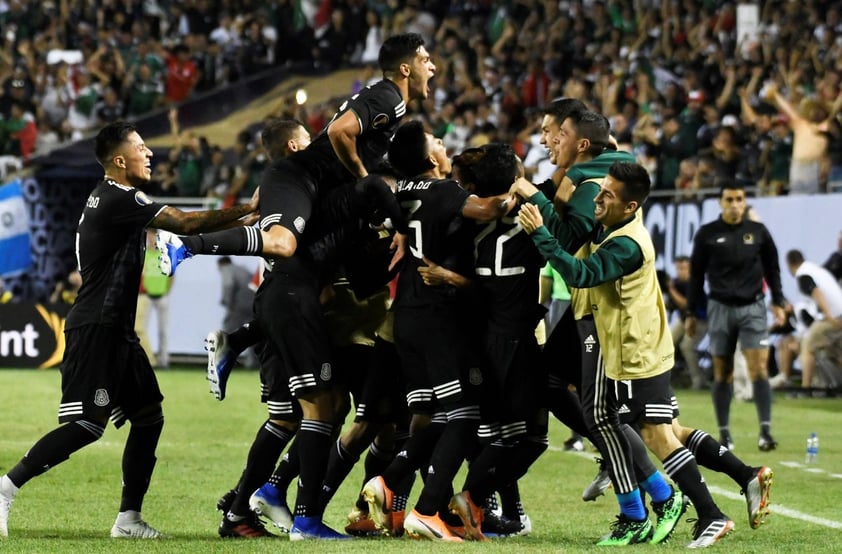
[409,143,551,539]
[0,121,258,540]
[156,32,435,274]
[361,121,516,542]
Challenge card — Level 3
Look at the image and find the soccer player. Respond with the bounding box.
[205,117,312,401]
[519,161,735,548]
[417,143,549,541]
[512,107,686,545]
[362,122,516,542]
[156,33,435,273]
[0,121,258,539]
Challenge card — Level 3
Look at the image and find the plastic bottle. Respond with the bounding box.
[805,432,819,463]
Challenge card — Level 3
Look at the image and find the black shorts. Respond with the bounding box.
[478,330,546,442]
[257,339,300,422]
[343,338,407,424]
[255,273,336,397]
[611,371,674,426]
[394,305,479,414]
[59,325,163,428]
[543,307,582,391]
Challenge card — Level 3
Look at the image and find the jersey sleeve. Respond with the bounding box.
[437,179,471,218]
[107,185,165,228]
[348,85,404,134]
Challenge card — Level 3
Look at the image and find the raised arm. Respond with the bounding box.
[327,110,368,178]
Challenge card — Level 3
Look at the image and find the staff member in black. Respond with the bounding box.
[685,182,786,452]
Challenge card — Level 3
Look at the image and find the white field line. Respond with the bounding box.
[550,446,842,530]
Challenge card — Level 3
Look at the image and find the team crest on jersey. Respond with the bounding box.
[743,233,754,244]
[135,191,153,206]
[372,113,390,128]
[294,216,306,234]
[94,388,110,407]
[469,367,483,386]
[320,363,332,381]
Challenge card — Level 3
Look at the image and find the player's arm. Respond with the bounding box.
[417,256,472,288]
[524,180,598,252]
[150,197,257,235]
[461,193,516,222]
[327,110,368,178]
[518,203,641,287]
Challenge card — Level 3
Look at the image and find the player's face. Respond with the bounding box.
[675,260,690,281]
[291,125,312,151]
[719,188,746,224]
[553,116,583,170]
[539,114,562,165]
[407,46,436,100]
[594,174,635,227]
[426,132,451,175]
[118,131,153,186]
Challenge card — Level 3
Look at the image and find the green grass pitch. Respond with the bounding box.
[1,368,841,553]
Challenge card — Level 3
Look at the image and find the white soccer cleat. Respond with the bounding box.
[0,475,18,538]
[110,511,167,539]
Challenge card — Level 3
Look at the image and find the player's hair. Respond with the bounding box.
[378,33,425,75]
[569,110,611,155]
[94,121,137,167]
[542,98,587,125]
[608,161,651,206]
[717,178,744,197]
[261,118,307,160]
[453,143,520,196]
[388,120,434,178]
[785,249,805,266]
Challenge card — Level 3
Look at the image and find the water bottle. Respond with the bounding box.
[805,432,819,463]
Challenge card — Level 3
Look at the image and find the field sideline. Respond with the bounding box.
[1,368,840,553]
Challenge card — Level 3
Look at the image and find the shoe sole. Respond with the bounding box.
[154,232,175,277]
[748,467,774,529]
[448,494,487,542]
[362,479,393,536]
[204,332,230,401]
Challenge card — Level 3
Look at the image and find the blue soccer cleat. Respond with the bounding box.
[289,516,352,541]
[249,484,293,532]
[155,230,192,277]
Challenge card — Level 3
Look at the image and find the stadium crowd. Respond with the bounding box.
[2,1,842,196]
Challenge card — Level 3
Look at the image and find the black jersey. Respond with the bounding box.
[393,177,472,309]
[290,79,406,190]
[65,178,165,336]
[269,175,404,283]
[473,215,545,335]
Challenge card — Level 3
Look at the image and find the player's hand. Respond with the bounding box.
[771,304,786,327]
[517,202,544,234]
[685,316,696,338]
[388,232,407,272]
[510,177,538,199]
[417,256,448,286]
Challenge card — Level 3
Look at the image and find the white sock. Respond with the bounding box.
[1,475,20,497]
[115,510,142,524]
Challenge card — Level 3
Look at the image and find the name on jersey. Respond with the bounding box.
[86,195,100,208]
[397,179,433,192]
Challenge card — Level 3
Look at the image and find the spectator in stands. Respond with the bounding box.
[167,107,206,197]
[123,62,165,118]
[765,82,842,194]
[225,129,266,200]
[785,249,842,389]
[164,44,199,104]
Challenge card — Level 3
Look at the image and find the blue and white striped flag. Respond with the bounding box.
[0,179,32,275]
